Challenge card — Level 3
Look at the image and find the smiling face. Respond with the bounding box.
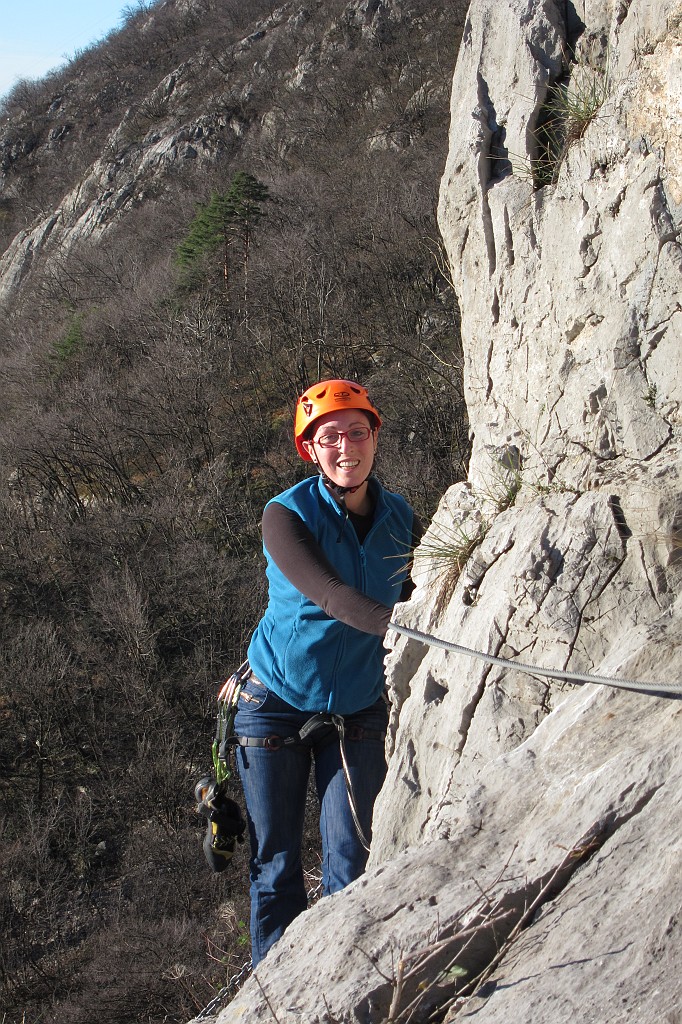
[302,409,378,490]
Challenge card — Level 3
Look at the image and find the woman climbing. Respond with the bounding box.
[234,378,421,965]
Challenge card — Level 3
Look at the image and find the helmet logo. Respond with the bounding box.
[334,390,350,401]
[302,400,314,417]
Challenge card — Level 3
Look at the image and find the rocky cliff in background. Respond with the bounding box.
[209,1,682,1020]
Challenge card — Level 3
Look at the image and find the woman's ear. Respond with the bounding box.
[302,440,318,463]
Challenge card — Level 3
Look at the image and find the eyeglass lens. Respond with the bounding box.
[315,427,371,447]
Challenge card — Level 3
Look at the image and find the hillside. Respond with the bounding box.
[0,2,469,1021]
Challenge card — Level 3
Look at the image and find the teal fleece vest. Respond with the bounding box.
[247,475,414,714]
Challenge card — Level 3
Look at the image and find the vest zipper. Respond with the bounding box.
[336,502,349,543]
[359,545,367,591]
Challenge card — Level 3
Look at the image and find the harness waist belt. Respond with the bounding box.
[229,715,385,753]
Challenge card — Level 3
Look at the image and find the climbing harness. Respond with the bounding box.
[390,623,682,699]
[194,661,249,873]
[230,682,384,853]
[197,660,382,869]
[233,708,381,852]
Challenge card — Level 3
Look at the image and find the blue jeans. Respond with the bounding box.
[234,677,388,966]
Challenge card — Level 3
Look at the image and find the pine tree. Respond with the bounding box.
[175,172,270,302]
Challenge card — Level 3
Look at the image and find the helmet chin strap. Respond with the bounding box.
[318,470,369,498]
[311,453,376,500]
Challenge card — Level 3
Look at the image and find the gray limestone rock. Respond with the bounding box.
[205,658,682,1024]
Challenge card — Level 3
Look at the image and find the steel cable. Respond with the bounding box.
[389,623,682,698]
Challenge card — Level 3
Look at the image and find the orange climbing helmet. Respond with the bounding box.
[294,378,382,461]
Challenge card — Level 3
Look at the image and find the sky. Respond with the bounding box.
[0,1,132,101]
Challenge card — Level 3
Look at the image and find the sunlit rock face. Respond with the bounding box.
[378,0,682,852]
[203,3,682,1022]
[437,0,680,484]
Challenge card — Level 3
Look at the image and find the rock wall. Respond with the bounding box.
[437,0,680,486]
[205,2,682,1021]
